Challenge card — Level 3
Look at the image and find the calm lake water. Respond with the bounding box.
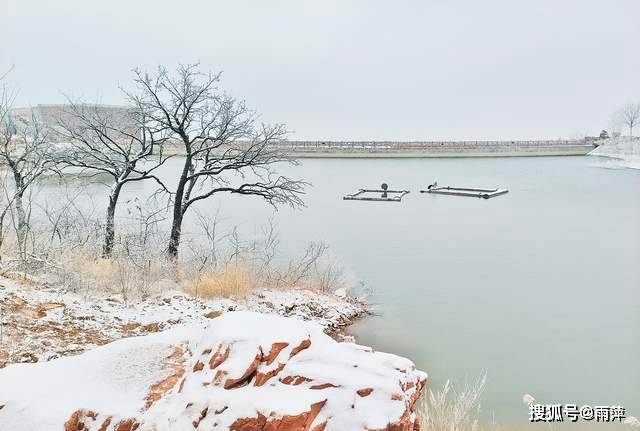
[39,155,640,428]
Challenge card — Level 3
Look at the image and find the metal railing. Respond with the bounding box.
[267,139,591,151]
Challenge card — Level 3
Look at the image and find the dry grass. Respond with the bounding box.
[1,240,351,304]
[184,264,256,299]
[42,249,171,302]
[0,202,352,303]
[419,372,501,431]
[74,257,114,282]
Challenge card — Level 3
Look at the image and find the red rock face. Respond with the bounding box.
[145,347,185,409]
[229,400,326,431]
[63,410,138,431]
[49,312,427,431]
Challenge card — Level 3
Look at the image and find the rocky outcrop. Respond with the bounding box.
[0,277,368,366]
[0,311,427,431]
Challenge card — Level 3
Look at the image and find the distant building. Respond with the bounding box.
[10,104,135,143]
[584,130,610,147]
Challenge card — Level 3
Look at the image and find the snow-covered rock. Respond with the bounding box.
[589,137,640,169]
[0,311,427,431]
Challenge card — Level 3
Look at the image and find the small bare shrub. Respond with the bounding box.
[419,372,501,431]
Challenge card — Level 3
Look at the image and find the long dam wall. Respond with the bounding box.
[267,139,595,158]
[11,105,595,158]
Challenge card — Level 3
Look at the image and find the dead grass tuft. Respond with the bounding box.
[185,264,255,299]
[419,372,501,431]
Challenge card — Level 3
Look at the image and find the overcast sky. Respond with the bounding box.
[2,0,639,140]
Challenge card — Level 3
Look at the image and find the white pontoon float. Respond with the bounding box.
[420,182,508,199]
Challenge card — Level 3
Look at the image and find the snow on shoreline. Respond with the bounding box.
[0,275,369,367]
[588,137,640,169]
[0,311,427,431]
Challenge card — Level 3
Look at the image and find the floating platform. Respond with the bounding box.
[344,184,410,202]
[420,184,508,199]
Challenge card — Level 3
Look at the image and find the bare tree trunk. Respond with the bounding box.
[167,156,190,260]
[167,210,184,259]
[14,191,27,256]
[0,217,5,259]
[102,183,123,258]
[11,171,28,258]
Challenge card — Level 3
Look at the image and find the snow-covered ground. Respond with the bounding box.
[0,275,368,367]
[589,137,640,169]
[0,311,426,431]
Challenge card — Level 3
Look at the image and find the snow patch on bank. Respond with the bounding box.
[0,328,195,430]
[589,137,640,169]
[0,276,368,366]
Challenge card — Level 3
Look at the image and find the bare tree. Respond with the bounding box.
[0,86,56,257]
[193,206,225,266]
[0,65,14,82]
[128,64,307,259]
[0,69,12,256]
[56,99,171,257]
[618,102,640,137]
[36,183,102,255]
